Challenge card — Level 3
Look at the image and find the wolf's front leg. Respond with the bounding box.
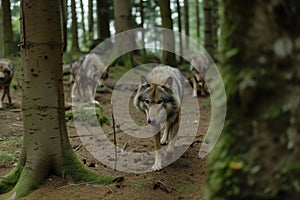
[152,125,162,171]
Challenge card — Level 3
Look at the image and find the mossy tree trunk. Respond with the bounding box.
[0,1,112,199]
[2,0,14,56]
[158,0,176,66]
[79,0,87,44]
[207,0,300,199]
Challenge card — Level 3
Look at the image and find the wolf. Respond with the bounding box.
[0,59,14,109]
[72,53,109,104]
[189,54,210,97]
[134,65,185,171]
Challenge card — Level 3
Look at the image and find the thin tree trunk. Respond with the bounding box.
[71,0,80,52]
[88,0,94,41]
[203,0,214,58]
[61,0,68,52]
[184,0,189,49]
[196,0,200,40]
[207,0,300,199]
[176,0,183,63]
[140,0,145,53]
[113,0,134,67]
[0,6,4,57]
[80,0,87,44]
[158,0,176,66]
[2,0,14,56]
[97,0,110,39]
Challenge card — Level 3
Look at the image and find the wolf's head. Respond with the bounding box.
[134,75,179,125]
[0,61,13,84]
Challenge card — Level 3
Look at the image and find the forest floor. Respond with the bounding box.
[0,65,211,200]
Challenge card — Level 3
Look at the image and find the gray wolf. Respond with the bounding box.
[189,54,210,97]
[0,59,14,109]
[72,53,109,104]
[134,65,185,171]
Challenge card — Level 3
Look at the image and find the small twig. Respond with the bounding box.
[12,123,23,127]
[111,103,117,171]
[122,142,128,152]
[74,144,82,151]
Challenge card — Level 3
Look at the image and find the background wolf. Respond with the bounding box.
[0,58,14,109]
[134,65,185,171]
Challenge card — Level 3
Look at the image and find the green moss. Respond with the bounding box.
[0,164,23,194]
[10,167,40,199]
[62,145,114,185]
[66,103,110,126]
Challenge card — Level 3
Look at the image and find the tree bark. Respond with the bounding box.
[88,0,94,41]
[0,6,3,57]
[97,0,110,39]
[158,0,176,66]
[184,0,189,49]
[176,0,183,63]
[113,0,134,67]
[207,0,300,199]
[80,0,87,44]
[195,0,200,40]
[71,0,80,52]
[1,0,14,56]
[61,0,68,52]
[0,0,112,198]
[203,0,214,58]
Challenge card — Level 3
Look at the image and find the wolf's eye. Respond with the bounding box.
[144,99,150,104]
[157,99,163,104]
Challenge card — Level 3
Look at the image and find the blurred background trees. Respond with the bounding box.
[0,0,218,63]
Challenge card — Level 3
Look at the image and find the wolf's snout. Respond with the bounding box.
[147,118,156,125]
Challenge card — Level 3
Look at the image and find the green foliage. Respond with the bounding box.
[66,103,110,126]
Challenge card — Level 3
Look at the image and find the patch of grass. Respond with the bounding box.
[66,103,110,126]
[0,137,22,167]
[130,181,148,189]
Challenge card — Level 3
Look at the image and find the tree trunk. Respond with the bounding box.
[158,0,176,66]
[113,0,134,67]
[0,0,112,198]
[211,0,219,62]
[184,0,189,49]
[176,0,183,63]
[61,0,68,52]
[2,0,14,56]
[195,0,200,40]
[0,6,4,57]
[88,0,94,41]
[203,0,214,58]
[97,0,110,40]
[71,0,80,52]
[207,1,300,199]
[80,0,87,44]
[140,0,145,53]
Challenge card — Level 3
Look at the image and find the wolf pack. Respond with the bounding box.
[1,53,210,171]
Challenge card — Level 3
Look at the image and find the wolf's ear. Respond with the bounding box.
[140,75,148,85]
[163,76,173,88]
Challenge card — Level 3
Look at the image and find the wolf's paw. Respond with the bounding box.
[92,100,100,105]
[192,93,197,98]
[160,137,168,145]
[152,163,162,171]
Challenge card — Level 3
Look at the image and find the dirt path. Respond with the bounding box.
[0,71,211,200]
